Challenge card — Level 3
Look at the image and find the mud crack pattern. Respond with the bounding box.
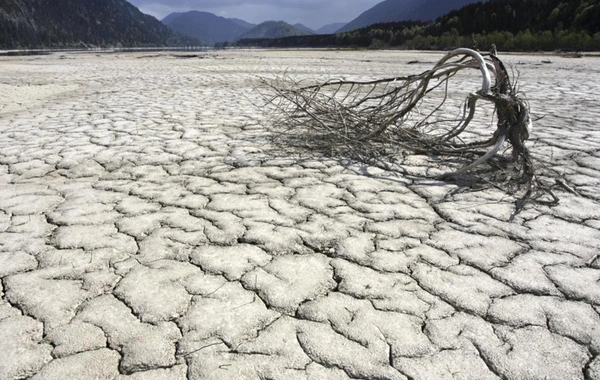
[1,50,599,380]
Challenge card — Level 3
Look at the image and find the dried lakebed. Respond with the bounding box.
[0,50,599,380]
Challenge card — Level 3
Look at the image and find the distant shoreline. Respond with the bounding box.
[2,47,599,58]
[0,46,213,57]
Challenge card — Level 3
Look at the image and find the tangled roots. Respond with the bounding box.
[259,48,559,210]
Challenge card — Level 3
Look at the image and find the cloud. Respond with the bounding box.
[128,0,381,29]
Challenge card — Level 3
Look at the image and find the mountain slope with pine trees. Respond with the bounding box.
[237,0,600,51]
[0,0,199,49]
[337,0,489,33]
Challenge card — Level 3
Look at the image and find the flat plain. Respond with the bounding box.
[1,49,599,380]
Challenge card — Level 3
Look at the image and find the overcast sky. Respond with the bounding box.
[128,0,382,30]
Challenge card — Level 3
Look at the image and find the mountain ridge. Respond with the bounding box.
[228,18,256,30]
[161,12,184,25]
[337,0,489,33]
[162,11,251,45]
[294,23,316,34]
[235,0,600,52]
[316,23,347,35]
[238,21,314,40]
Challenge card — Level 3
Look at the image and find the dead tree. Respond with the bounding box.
[260,48,556,209]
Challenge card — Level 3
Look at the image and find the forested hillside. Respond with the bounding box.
[416,0,600,50]
[337,0,487,33]
[0,0,199,49]
[237,0,600,51]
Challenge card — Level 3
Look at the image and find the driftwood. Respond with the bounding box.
[259,48,558,210]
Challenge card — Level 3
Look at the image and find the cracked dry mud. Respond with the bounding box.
[0,50,599,380]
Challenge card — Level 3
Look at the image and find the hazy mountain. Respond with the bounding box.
[0,0,198,49]
[294,23,316,34]
[237,21,313,40]
[161,12,184,25]
[337,0,488,32]
[316,23,347,35]
[162,11,251,45]
[228,18,256,29]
